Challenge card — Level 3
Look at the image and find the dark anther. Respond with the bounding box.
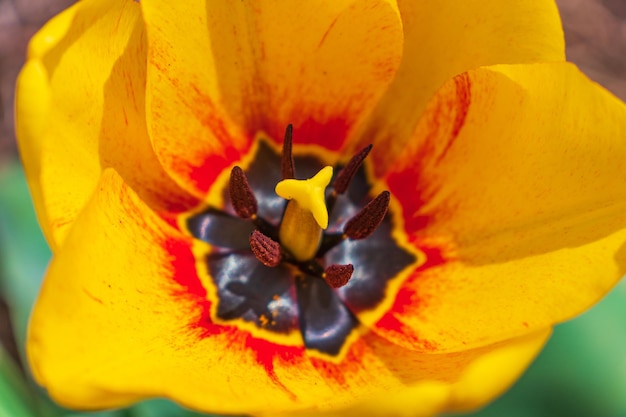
[323,264,354,288]
[333,144,372,195]
[281,124,295,180]
[229,166,258,219]
[344,191,390,240]
[250,230,282,267]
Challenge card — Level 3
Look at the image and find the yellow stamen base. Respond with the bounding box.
[279,200,323,261]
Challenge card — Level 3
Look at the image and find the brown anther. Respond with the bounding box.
[249,230,282,267]
[333,144,372,195]
[323,264,354,288]
[281,124,295,179]
[344,191,390,240]
[229,166,258,219]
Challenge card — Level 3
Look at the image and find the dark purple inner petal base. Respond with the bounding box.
[186,140,416,356]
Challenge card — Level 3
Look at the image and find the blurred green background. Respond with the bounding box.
[1,0,626,416]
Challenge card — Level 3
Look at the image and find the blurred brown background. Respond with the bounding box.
[0,0,75,160]
[560,0,626,100]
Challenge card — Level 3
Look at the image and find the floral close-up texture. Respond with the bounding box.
[14,0,626,416]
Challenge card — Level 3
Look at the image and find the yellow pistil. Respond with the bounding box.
[275,166,333,261]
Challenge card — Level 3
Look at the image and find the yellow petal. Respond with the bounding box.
[28,169,305,413]
[15,0,195,250]
[288,329,550,417]
[374,62,626,352]
[351,0,565,159]
[27,168,550,415]
[141,0,403,196]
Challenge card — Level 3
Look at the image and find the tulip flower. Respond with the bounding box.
[15,0,626,416]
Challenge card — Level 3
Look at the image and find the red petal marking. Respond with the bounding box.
[436,74,471,164]
[260,115,351,152]
[309,337,369,389]
[184,143,248,196]
[165,236,224,338]
[374,245,448,352]
[159,212,182,232]
[150,192,199,214]
[296,116,350,150]
[167,236,306,395]
[81,288,104,305]
[386,169,433,232]
[168,84,254,194]
[310,356,347,388]
[317,14,339,49]
[385,73,472,235]
[244,335,303,401]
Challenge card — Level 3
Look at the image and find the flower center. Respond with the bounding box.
[228,125,390,289]
[184,126,417,356]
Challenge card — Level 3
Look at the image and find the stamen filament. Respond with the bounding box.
[281,124,295,179]
[333,144,372,195]
[317,232,346,257]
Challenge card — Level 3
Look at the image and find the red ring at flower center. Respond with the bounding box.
[184,128,417,356]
